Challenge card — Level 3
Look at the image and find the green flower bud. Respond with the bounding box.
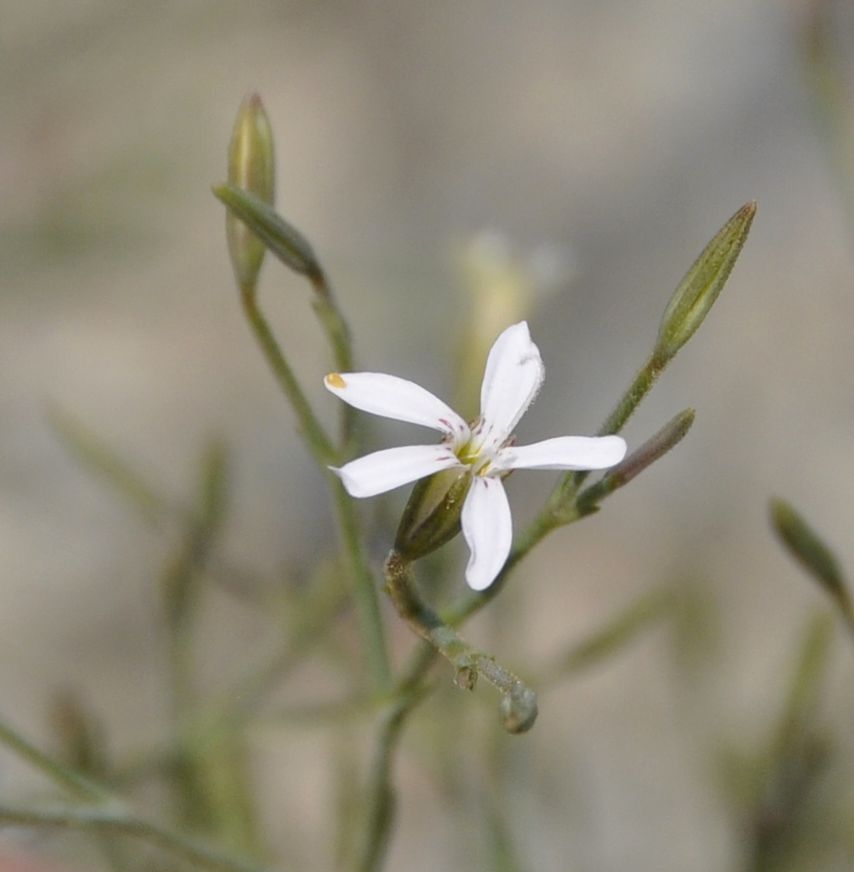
[226,93,275,294]
[655,201,756,364]
[394,467,472,562]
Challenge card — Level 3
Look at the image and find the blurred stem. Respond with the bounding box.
[0,720,263,872]
[353,686,426,872]
[239,287,391,692]
[0,804,266,872]
[744,612,834,872]
[541,587,675,686]
[802,0,854,234]
[49,406,168,527]
[0,717,109,802]
[307,270,356,448]
[240,287,336,466]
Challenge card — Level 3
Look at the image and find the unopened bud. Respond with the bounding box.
[394,468,472,562]
[226,93,275,293]
[655,201,756,364]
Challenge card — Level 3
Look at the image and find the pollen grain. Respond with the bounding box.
[326,373,347,389]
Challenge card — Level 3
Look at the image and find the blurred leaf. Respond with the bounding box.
[770,498,852,625]
[774,611,835,759]
[736,613,836,872]
[545,587,675,683]
[49,405,168,526]
[162,438,231,630]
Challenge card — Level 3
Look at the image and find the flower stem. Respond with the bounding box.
[239,288,391,692]
[600,353,665,437]
[240,287,337,466]
[563,352,664,498]
[352,685,426,872]
[383,552,537,734]
[307,271,357,448]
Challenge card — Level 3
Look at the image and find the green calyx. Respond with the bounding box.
[394,467,472,562]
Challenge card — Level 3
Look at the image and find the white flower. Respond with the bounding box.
[324,322,627,591]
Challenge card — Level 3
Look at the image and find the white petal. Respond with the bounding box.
[324,372,469,439]
[461,477,513,591]
[332,444,462,498]
[495,435,627,471]
[477,321,544,448]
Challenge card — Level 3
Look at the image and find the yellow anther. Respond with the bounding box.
[326,372,347,389]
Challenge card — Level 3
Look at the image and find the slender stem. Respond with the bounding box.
[309,271,356,448]
[241,288,336,466]
[334,485,393,692]
[240,288,391,692]
[384,552,537,733]
[598,353,665,437]
[0,804,267,872]
[443,505,566,627]
[355,521,557,872]
[568,353,664,494]
[353,691,420,872]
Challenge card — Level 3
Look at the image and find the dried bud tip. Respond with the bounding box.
[500,687,538,734]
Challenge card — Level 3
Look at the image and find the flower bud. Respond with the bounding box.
[394,468,472,562]
[226,93,275,293]
[655,201,756,364]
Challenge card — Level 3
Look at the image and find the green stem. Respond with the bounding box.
[308,271,356,448]
[240,288,391,692]
[334,485,393,692]
[598,353,665,437]
[352,690,421,872]
[241,288,336,466]
[384,552,537,734]
[0,804,267,872]
[567,353,664,495]
[355,522,559,872]
[443,506,566,627]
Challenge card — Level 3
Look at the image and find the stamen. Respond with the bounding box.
[326,373,347,389]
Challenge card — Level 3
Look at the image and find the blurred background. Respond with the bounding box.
[3,1,854,870]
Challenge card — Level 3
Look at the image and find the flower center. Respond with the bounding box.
[454,422,502,476]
